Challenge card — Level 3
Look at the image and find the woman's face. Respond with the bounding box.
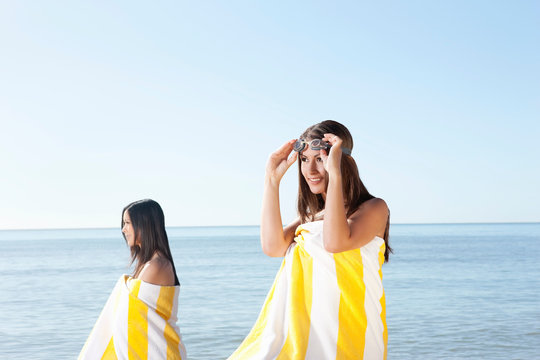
[300,147,328,197]
[122,211,136,247]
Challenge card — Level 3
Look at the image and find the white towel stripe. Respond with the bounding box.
[361,240,385,360]
[113,284,129,359]
[305,237,340,359]
[254,243,296,359]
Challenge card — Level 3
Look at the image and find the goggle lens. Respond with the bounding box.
[293,139,330,152]
[293,138,352,155]
[309,139,328,150]
[293,140,307,153]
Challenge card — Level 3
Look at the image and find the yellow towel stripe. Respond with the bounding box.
[334,249,367,359]
[380,293,387,360]
[378,242,386,271]
[101,337,117,360]
[158,287,181,359]
[164,322,181,360]
[157,286,175,320]
[277,239,313,360]
[128,280,148,360]
[378,242,388,360]
[230,261,286,359]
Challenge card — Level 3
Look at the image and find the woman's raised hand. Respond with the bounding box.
[321,133,344,175]
[265,139,298,186]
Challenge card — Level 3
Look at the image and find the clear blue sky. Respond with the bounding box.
[1,1,538,229]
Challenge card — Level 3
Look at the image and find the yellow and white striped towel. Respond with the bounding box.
[79,275,187,360]
[229,220,387,360]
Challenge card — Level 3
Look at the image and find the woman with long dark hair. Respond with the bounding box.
[230,120,391,359]
[79,199,187,360]
[121,199,179,286]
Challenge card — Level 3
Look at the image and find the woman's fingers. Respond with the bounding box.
[286,151,298,167]
[322,133,343,173]
[320,148,329,171]
[267,139,298,180]
[323,133,344,157]
[274,139,296,157]
[268,140,295,165]
[323,133,342,147]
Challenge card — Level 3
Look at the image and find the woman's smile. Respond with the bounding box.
[300,147,328,195]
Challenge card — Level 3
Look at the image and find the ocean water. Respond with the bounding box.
[0,223,539,359]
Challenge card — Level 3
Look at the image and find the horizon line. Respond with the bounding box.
[0,221,538,232]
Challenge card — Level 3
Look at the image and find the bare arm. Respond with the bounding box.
[321,133,389,253]
[261,140,299,257]
[324,195,389,253]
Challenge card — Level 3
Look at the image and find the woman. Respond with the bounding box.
[229,120,391,360]
[79,199,187,360]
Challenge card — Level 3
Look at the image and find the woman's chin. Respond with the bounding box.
[308,185,325,195]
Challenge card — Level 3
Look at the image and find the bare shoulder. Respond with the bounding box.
[352,197,389,218]
[138,256,175,286]
[348,198,389,238]
[367,197,389,213]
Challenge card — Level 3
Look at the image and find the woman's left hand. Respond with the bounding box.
[321,133,344,175]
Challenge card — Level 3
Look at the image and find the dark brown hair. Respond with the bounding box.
[296,120,392,261]
[121,199,179,284]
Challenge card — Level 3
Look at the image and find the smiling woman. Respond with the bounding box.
[229,120,392,360]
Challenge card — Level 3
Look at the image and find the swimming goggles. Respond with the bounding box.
[293,139,351,155]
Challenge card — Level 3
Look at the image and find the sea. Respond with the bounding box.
[0,223,539,359]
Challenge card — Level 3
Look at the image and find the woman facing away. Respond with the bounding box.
[229,120,391,360]
[79,199,187,360]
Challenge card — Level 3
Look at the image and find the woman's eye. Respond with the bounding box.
[300,157,308,162]
[316,157,323,162]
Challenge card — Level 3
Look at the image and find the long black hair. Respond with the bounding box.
[121,199,179,285]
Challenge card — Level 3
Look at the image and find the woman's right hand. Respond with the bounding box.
[261,139,298,257]
[265,139,298,186]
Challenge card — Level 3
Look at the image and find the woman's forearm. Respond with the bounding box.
[260,179,289,257]
[323,173,352,253]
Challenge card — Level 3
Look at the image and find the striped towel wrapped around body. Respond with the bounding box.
[229,220,387,360]
[79,275,187,360]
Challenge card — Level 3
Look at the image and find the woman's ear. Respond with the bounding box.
[135,229,142,247]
